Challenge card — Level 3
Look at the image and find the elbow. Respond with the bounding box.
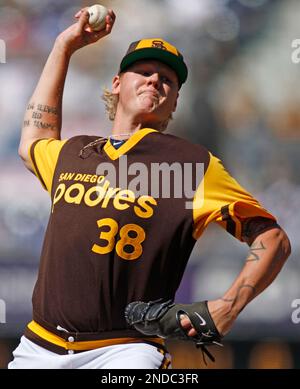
[284,233,292,259]
[18,143,28,162]
[278,228,291,262]
[18,136,36,162]
[18,144,24,160]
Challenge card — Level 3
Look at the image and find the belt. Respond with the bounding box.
[25,320,165,355]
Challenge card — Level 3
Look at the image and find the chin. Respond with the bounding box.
[137,102,157,111]
[138,96,160,111]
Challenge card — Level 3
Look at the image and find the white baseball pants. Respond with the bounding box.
[8,336,171,369]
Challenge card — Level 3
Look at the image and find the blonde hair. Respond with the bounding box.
[101,88,173,131]
[102,88,119,121]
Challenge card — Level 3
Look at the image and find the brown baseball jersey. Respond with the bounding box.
[25,128,276,353]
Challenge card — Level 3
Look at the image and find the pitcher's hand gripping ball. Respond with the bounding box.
[88,4,109,31]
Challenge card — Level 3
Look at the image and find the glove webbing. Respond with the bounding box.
[175,310,223,365]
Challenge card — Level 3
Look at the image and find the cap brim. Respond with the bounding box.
[120,48,188,86]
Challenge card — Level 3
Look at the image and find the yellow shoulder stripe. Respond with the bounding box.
[28,138,67,193]
[193,153,276,241]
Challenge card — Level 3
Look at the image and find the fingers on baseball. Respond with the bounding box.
[180,314,197,337]
[76,9,90,32]
[74,7,115,38]
[90,9,115,38]
[74,7,89,19]
[106,9,116,33]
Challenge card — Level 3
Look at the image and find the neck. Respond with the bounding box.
[110,119,144,138]
[111,109,165,138]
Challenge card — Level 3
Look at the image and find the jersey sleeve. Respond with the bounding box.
[192,153,276,241]
[28,138,67,193]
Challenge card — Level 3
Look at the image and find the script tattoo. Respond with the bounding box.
[37,104,58,115]
[33,120,57,130]
[32,111,42,119]
[24,102,58,131]
[246,241,266,262]
[26,102,35,111]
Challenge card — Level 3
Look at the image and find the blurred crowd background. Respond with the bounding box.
[0,0,299,369]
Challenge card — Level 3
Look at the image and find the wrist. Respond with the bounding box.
[208,299,237,319]
[54,37,74,58]
[207,299,237,336]
[218,299,239,319]
[221,283,256,318]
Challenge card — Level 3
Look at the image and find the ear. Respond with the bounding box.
[112,75,121,94]
[172,92,179,113]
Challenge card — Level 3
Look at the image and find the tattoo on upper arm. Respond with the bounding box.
[37,104,58,115]
[24,102,58,131]
[32,111,42,119]
[246,241,266,262]
[26,102,35,111]
[33,120,57,131]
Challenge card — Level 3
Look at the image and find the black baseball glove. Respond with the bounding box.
[125,299,223,363]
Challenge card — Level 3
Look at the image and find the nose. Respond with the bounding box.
[146,72,161,89]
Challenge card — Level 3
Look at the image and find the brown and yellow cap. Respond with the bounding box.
[119,38,188,87]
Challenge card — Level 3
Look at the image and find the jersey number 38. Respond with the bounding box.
[92,218,146,261]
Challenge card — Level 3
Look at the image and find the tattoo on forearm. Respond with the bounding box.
[246,241,266,262]
[23,120,30,127]
[221,284,256,308]
[37,104,58,115]
[33,120,57,131]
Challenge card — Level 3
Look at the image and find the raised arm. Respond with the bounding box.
[19,8,116,172]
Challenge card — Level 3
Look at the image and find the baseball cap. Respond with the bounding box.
[119,38,188,88]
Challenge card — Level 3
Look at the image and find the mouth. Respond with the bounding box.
[140,90,159,99]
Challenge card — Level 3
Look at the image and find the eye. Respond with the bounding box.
[161,75,172,84]
[142,71,152,77]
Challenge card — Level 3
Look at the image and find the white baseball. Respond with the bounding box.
[88,4,109,31]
